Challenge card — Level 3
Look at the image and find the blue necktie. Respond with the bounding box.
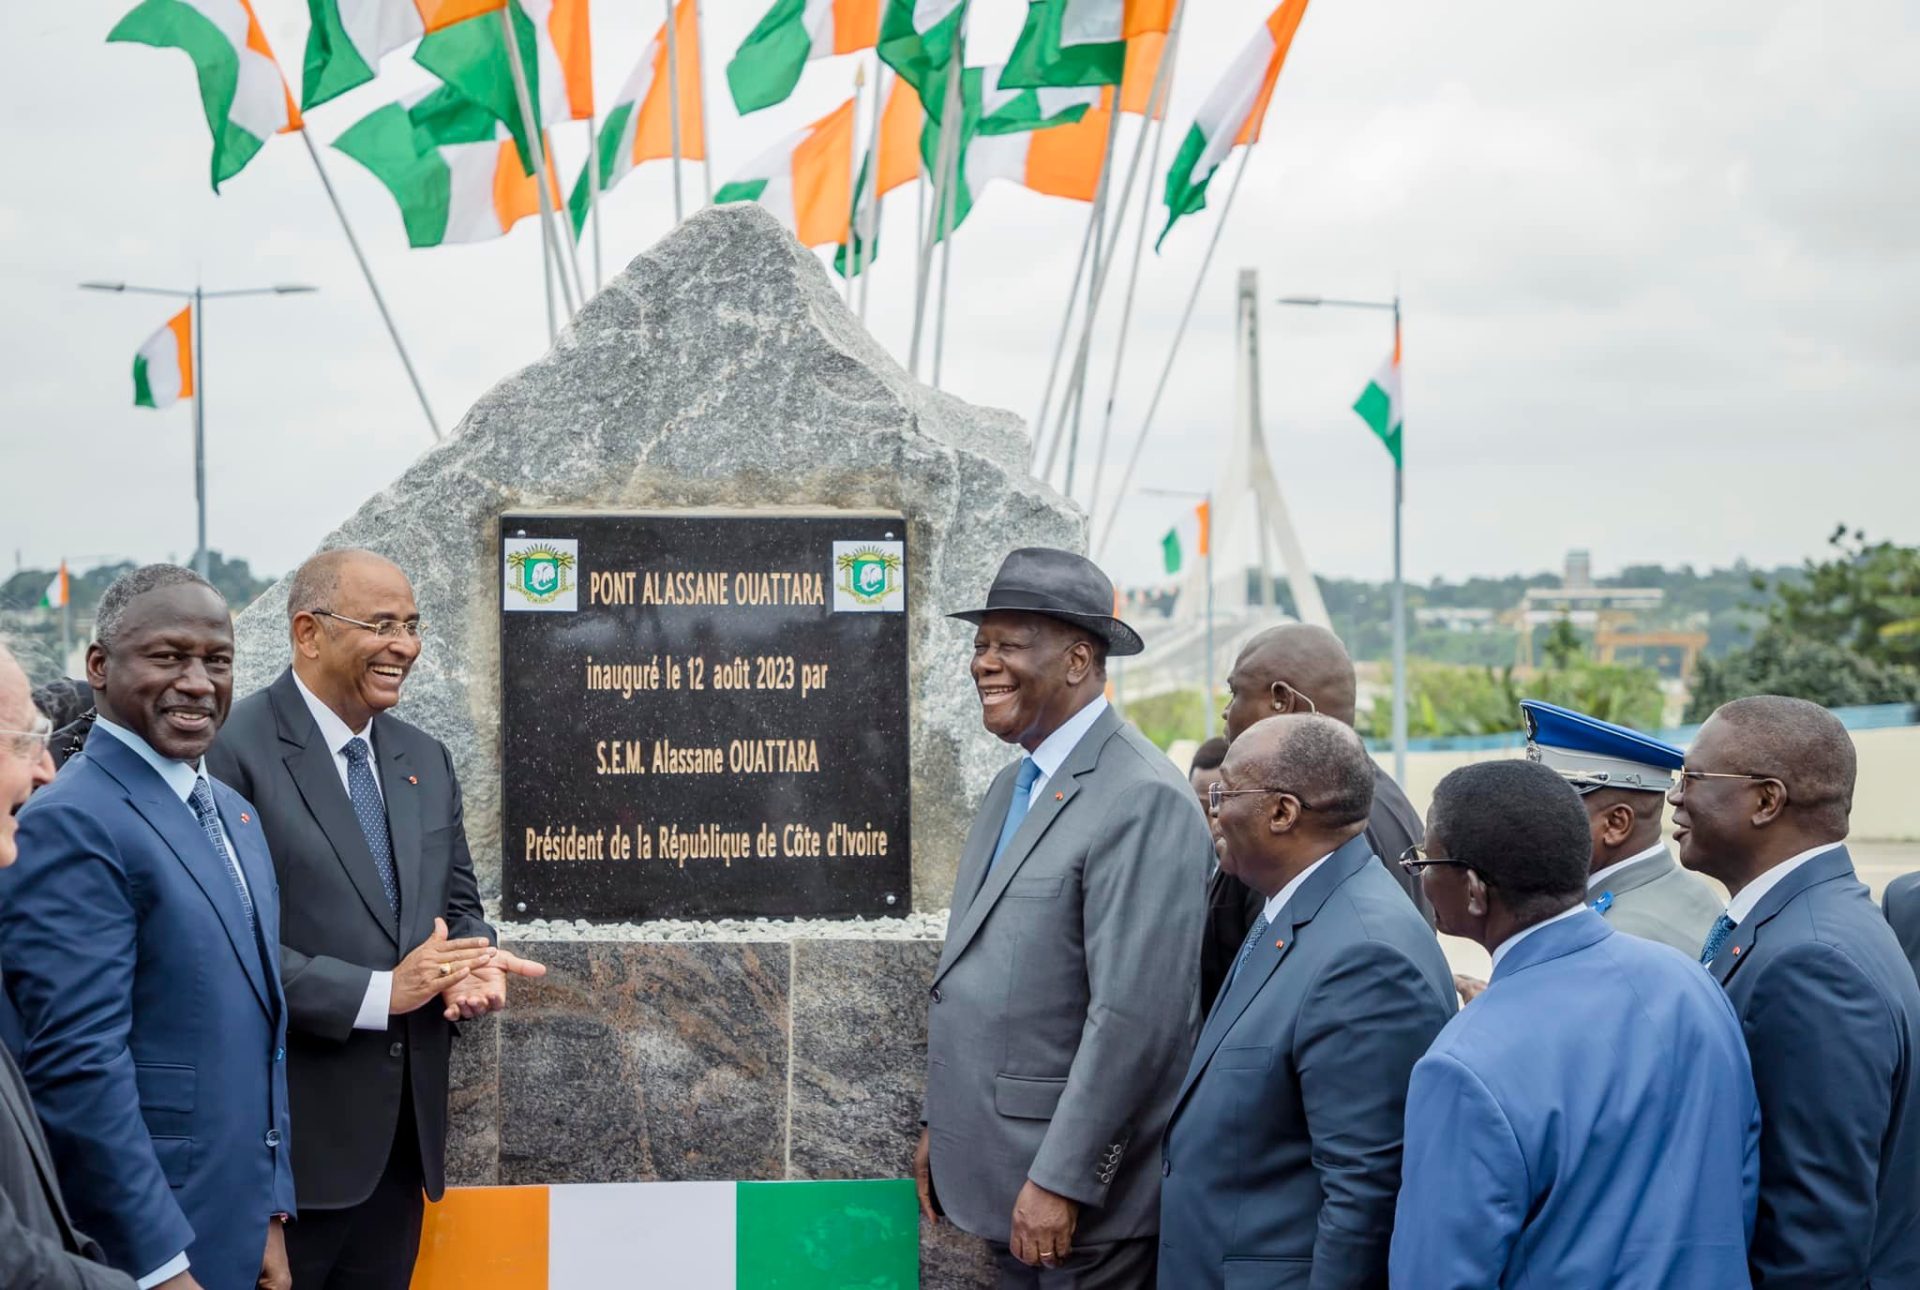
[987,758,1042,873]
[188,777,255,935]
[1700,912,1736,966]
[344,738,400,915]
[1228,914,1271,991]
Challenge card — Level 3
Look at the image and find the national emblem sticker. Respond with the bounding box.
[832,541,904,613]
[504,538,578,612]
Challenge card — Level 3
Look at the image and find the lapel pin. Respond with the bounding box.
[407,775,418,786]
[1054,791,1063,801]
[1731,946,1741,957]
[1275,939,1285,950]
[240,812,251,824]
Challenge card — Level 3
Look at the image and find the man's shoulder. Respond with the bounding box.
[1886,870,1920,918]
[372,707,449,759]
[1096,720,1190,793]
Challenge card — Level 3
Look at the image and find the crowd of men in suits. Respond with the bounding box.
[0,552,543,1290]
[922,547,1920,1289]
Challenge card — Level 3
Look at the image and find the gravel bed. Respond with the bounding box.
[486,903,950,943]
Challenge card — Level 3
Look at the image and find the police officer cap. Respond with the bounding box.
[1520,699,1682,795]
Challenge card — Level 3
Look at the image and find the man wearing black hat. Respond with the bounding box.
[916,548,1209,1287]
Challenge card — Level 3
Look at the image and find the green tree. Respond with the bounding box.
[1685,631,1920,720]
[1374,659,1665,739]
[1764,526,1920,669]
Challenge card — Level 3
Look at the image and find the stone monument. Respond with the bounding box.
[231,204,1082,1287]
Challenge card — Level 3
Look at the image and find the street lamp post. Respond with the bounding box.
[1275,292,1407,785]
[1145,486,1216,737]
[81,280,316,580]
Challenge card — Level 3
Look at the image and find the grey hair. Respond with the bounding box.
[95,565,221,649]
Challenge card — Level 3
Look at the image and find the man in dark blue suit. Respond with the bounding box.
[1883,870,1920,984]
[0,566,295,1290]
[1675,695,1920,1287]
[1159,715,1455,1288]
[1392,760,1758,1288]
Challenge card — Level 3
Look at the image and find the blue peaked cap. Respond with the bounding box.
[1520,699,1683,794]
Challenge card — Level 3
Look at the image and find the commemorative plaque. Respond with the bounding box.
[499,512,911,921]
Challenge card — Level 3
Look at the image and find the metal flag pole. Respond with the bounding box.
[59,560,73,666]
[588,116,603,290]
[694,0,715,204]
[500,8,580,322]
[80,279,317,578]
[1053,98,1125,495]
[1389,295,1406,784]
[910,28,966,379]
[858,58,887,320]
[930,25,968,392]
[845,63,867,306]
[1093,146,1252,558]
[297,129,442,440]
[664,0,685,222]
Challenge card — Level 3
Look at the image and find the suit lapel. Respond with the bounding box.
[375,719,422,943]
[270,674,400,946]
[933,707,1121,987]
[90,737,272,1016]
[1601,850,1676,899]
[1714,846,1856,985]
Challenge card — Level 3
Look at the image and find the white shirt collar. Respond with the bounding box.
[1260,852,1332,928]
[1491,903,1587,973]
[292,668,374,755]
[1587,840,1669,893]
[1028,695,1108,785]
[89,715,204,802]
[1725,842,1845,925]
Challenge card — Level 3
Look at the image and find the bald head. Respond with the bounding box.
[1713,695,1856,834]
[286,548,407,625]
[1228,713,1375,831]
[1223,624,1358,740]
[0,641,56,867]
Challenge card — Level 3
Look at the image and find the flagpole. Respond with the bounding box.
[930,32,965,392]
[858,58,887,320]
[1052,96,1125,495]
[1205,492,1215,738]
[539,210,558,339]
[1030,204,1095,466]
[588,116,603,291]
[192,282,207,579]
[1094,145,1252,558]
[1088,14,1187,518]
[910,34,966,379]
[59,561,72,668]
[845,63,866,306]
[500,9,580,322]
[297,129,443,440]
[1389,294,1406,786]
[694,0,714,204]
[664,0,685,222]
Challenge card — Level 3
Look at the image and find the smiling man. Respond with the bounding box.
[207,549,542,1290]
[0,565,296,1290]
[918,547,1208,1288]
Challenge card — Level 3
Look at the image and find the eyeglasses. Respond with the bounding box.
[0,715,54,758]
[311,610,425,640]
[1397,844,1470,876]
[1675,768,1782,788]
[1209,782,1320,814]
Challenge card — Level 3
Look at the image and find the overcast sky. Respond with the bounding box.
[2,1,1913,591]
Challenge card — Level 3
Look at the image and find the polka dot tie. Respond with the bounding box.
[1699,912,1736,967]
[344,738,399,915]
[189,777,255,935]
[1228,914,1271,992]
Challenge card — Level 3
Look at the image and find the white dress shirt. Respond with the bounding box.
[1490,903,1587,974]
[87,718,233,1289]
[1261,853,1333,929]
[1725,842,1844,926]
[290,672,395,1033]
[1587,841,1669,894]
[1025,695,1109,805]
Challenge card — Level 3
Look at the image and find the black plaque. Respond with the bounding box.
[500,512,911,921]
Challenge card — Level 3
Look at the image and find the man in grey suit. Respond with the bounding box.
[0,642,137,1290]
[917,548,1208,1287]
[1677,695,1920,1285]
[1160,715,1454,1287]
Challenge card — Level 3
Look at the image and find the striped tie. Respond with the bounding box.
[1700,913,1736,967]
[188,777,255,935]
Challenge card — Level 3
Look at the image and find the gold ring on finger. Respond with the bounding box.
[438,963,451,977]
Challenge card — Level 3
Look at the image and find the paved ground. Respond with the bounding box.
[1441,840,1920,981]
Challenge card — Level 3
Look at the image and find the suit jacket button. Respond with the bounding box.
[274,1047,284,1063]
[929,987,942,1004]
[1161,1159,1171,1177]
[389,1041,404,1058]
[265,1130,282,1148]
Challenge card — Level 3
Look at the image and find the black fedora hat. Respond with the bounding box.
[948,547,1145,657]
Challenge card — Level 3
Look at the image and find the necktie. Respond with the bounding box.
[1228,914,1272,991]
[1700,912,1737,966]
[344,738,400,915]
[987,758,1042,874]
[188,778,256,935]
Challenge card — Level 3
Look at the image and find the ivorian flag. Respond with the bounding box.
[301,0,505,110]
[133,306,194,408]
[1353,333,1403,466]
[923,73,1109,239]
[729,0,881,114]
[877,0,965,103]
[410,1179,916,1287]
[1162,527,1181,574]
[415,0,592,174]
[40,564,70,610]
[108,0,303,191]
[1000,0,1174,90]
[335,85,562,247]
[834,71,921,278]
[1157,0,1309,247]
[1160,499,1207,574]
[567,0,705,234]
[716,98,857,248]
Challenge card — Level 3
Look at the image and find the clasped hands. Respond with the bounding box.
[389,917,549,1019]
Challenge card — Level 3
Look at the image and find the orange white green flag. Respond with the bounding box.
[335,84,562,247]
[567,0,705,234]
[1157,0,1308,247]
[40,564,70,611]
[716,98,857,248]
[1001,0,1174,90]
[834,71,921,277]
[133,307,194,409]
[301,0,506,110]
[108,0,302,191]
[415,0,592,174]
[1353,330,1404,465]
[728,0,882,114]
